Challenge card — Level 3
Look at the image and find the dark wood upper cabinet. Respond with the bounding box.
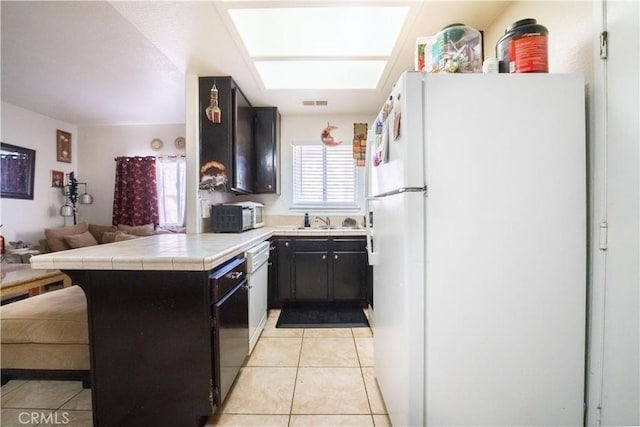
[199,76,253,194]
[253,107,281,194]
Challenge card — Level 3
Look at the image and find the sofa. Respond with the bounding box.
[43,222,165,252]
[0,285,90,387]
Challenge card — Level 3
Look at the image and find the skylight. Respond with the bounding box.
[228,6,409,89]
[254,60,387,90]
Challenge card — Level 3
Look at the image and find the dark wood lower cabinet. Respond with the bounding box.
[332,251,368,300]
[294,252,328,300]
[271,239,292,306]
[268,236,372,307]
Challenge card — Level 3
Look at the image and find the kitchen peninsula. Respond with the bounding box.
[29,227,366,426]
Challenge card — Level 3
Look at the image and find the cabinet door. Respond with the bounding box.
[253,107,280,194]
[294,252,329,300]
[232,85,253,194]
[275,239,293,302]
[267,240,278,307]
[332,251,367,300]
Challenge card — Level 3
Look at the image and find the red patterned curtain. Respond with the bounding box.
[112,156,159,226]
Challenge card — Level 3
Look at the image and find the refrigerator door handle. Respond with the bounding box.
[365,196,379,266]
[370,186,427,198]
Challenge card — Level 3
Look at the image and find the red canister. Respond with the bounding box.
[496,18,548,73]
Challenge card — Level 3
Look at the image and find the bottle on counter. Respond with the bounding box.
[304,213,310,228]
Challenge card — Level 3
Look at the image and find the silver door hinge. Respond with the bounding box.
[599,222,608,250]
[600,31,608,59]
[596,406,602,427]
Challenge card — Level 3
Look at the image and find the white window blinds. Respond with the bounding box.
[293,143,356,207]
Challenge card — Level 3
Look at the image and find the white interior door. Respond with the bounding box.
[588,2,640,425]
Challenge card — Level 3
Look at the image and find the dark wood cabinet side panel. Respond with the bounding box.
[199,76,253,194]
[200,77,233,191]
[84,270,213,426]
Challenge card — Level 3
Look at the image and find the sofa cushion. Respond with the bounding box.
[1,285,89,371]
[117,223,155,236]
[1,285,88,345]
[88,224,117,243]
[64,231,99,249]
[44,223,89,252]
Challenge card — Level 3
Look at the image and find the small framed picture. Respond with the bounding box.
[51,170,64,188]
[56,130,72,163]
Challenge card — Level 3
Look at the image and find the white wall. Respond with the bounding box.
[234,114,371,218]
[483,1,593,79]
[0,102,78,245]
[77,124,185,226]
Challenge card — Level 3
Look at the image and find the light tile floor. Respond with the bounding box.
[1,309,389,427]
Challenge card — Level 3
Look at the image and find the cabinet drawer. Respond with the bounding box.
[209,256,247,302]
[295,238,329,251]
[332,238,366,251]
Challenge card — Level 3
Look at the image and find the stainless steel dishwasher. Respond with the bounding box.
[246,241,270,354]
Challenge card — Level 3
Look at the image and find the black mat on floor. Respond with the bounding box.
[276,304,369,328]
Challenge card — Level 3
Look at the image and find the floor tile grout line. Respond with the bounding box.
[353,330,378,417]
[286,320,305,426]
[0,380,29,401]
[55,387,84,411]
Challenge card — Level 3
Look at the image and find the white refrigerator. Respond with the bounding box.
[365,72,586,427]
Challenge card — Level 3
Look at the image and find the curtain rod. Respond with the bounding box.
[114,155,185,161]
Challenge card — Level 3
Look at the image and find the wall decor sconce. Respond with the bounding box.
[60,172,93,224]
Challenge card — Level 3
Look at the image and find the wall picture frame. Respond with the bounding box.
[56,129,72,163]
[1,142,36,200]
[51,169,64,188]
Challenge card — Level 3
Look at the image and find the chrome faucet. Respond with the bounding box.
[315,216,330,227]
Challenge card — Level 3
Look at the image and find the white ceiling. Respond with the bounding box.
[1,1,509,126]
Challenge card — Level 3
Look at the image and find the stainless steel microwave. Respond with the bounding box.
[235,202,265,229]
[210,204,252,233]
[210,202,264,233]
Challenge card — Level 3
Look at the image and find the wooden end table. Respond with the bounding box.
[0,266,72,298]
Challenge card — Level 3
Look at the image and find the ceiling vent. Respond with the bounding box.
[302,100,328,106]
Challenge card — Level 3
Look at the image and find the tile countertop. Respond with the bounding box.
[29,227,366,272]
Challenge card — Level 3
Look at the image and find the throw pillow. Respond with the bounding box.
[88,224,117,243]
[117,223,155,236]
[101,231,117,244]
[45,223,89,252]
[64,231,99,249]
